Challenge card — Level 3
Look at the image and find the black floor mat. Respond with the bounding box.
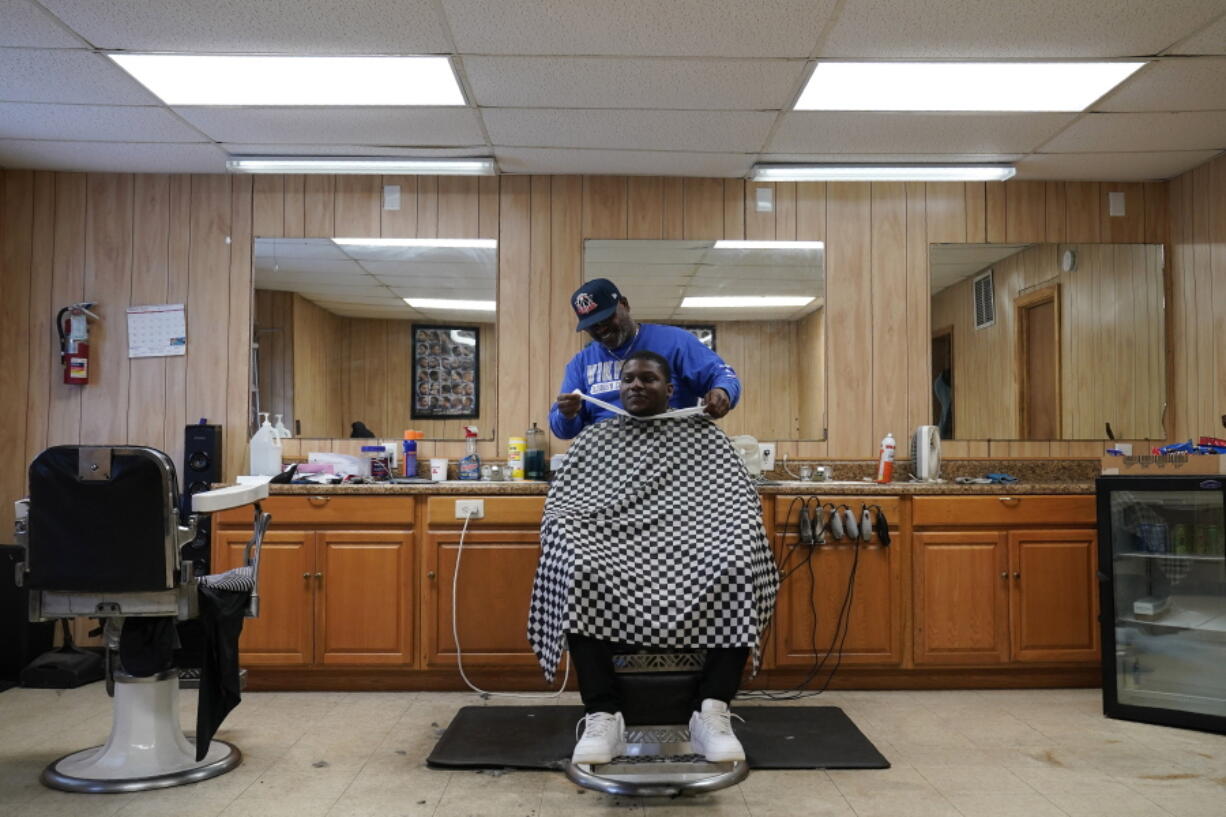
[427,705,888,770]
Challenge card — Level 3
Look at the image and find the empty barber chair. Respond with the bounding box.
[566,648,748,797]
[13,445,269,793]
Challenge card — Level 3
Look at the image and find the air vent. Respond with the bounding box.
[973,269,996,329]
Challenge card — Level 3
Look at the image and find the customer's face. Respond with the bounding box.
[619,358,672,416]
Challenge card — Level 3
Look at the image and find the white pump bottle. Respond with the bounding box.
[249,412,283,476]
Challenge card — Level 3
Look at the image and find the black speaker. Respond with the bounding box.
[0,545,55,685]
[182,424,222,575]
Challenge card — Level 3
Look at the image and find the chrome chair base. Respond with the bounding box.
[42,740,241,794]
[565,724,748,797]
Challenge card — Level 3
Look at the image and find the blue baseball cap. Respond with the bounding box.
[572,278,623,331]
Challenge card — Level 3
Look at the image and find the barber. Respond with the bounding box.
[549,278,741,439]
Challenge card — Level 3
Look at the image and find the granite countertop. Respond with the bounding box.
[264,480,1094,496]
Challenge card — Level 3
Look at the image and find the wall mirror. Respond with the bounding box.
[253,237,497,441]
[929,242,1165,441]
[583,239,826,441]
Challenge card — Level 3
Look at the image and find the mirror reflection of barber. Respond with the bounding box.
[550,278,741,439]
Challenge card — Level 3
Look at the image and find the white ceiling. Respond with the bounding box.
[929,243,1033,294]
[3,0,1226,179]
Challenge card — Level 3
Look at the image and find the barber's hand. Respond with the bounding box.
[703,388,731,419]
[555,393,582,420]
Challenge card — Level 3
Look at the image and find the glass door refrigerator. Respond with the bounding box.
[1098,475,1226,734]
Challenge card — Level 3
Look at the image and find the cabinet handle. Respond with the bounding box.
[308,495,329,507]
[303,572,310,579]
[998,496,1020,505]
[1013,571,1021,579]
[427,570,437,580]
[1000,571,1008,578]
[314,572,323,580]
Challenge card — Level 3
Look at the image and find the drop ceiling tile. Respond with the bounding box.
[0,49,159,105]
[768,112,1073,154]
[1042,111,1226,152]
[0,1,86,47]
[1015,150,1222,181]
[0,139,227,172]
[1169,12,1226,54]
[443,0,837,57]
[484,109,774,152]
[0,102,206,142]
[496,147,752,177]
[820,0,1223,57]
[463,56,805,110]
[1094,58,1226,111]
[40,0,453,53]
[173,107,486,146]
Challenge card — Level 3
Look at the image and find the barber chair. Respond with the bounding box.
[13,445,269,793]
[566,648,748,797]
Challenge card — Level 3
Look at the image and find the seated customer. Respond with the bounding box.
[528,350,779,765]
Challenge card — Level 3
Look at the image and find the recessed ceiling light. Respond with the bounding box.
[404,298,496,311]
[795,61,1145,112]
[681,296,815,308]
[752,164,1016,182]
[335,238,497,249]
[226,157,495,175]
[712,241,825,250]
[109,54,465,106]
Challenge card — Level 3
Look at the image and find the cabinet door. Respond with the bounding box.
[1008,529,1099,663]
[315,531,414,665]
[774,539,903,667]
[913,531,1009,665]
[215,530,314,666]
[423,530,541,668]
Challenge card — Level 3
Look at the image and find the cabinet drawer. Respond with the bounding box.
[215,495,415,527]
[913,495,1094,527]
[427,496,546,528]
[775,495,902,527]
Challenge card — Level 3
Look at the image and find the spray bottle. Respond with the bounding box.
[459,426,481,480]
[876,432,896,484]
[402,430,423,478]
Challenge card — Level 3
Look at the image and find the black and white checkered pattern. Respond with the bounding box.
[528,415,779,683]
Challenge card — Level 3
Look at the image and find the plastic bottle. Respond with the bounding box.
[362,445,391,480]
[459,426,481,480]
[508,435,526,481]
[249,412,283,476]
[402,430,423,478]
[524,422,546,480]
[876,432,896,484]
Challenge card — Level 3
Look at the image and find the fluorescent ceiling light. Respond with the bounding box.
[752,164,1015,182]
[713,240,824,250]
[109,54,464,106]
[405,298,496,311]
[681,296,815,308]
[227,157,495,175]
[796,61,1145,112]
[335,238,497,249]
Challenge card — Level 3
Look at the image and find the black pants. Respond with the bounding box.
[567,633,749,715]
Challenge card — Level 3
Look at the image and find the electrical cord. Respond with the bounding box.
[451,508,571,699]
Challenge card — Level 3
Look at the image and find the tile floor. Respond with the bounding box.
[0,686,1223,816]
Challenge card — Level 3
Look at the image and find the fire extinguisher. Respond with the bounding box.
[57,302,100,385]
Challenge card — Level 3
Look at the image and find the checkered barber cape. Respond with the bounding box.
[527,415,779,683]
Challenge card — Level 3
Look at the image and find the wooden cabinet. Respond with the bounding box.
[421,496,544,669]
[772,496,904,667]
[212,496,415,667]
[911,495,1098,667]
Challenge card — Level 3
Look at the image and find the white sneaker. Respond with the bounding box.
[688,699,745,762]
[572,711,626,765]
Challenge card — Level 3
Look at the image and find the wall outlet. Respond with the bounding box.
[455,499,484,519]
[758,443,776,471]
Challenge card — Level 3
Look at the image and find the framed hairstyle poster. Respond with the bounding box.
[411,325,480,419]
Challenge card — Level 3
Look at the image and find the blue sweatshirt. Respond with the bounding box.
[549,323,741,439]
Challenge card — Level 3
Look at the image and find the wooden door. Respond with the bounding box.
[215,530,314,665]
[1008,530,1099,663]
[774,539,902,667]
[913,531,1009,665]
[315,531,414,665]
[423,530,541,668]
[1017,286,1059,440]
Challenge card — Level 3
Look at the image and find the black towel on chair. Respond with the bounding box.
[194,585,249,761]
[119,617,178,676]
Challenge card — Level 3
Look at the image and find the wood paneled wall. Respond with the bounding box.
[1168,153,1226,447]
[0,169,1191,536]
[932,242,1165,440]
